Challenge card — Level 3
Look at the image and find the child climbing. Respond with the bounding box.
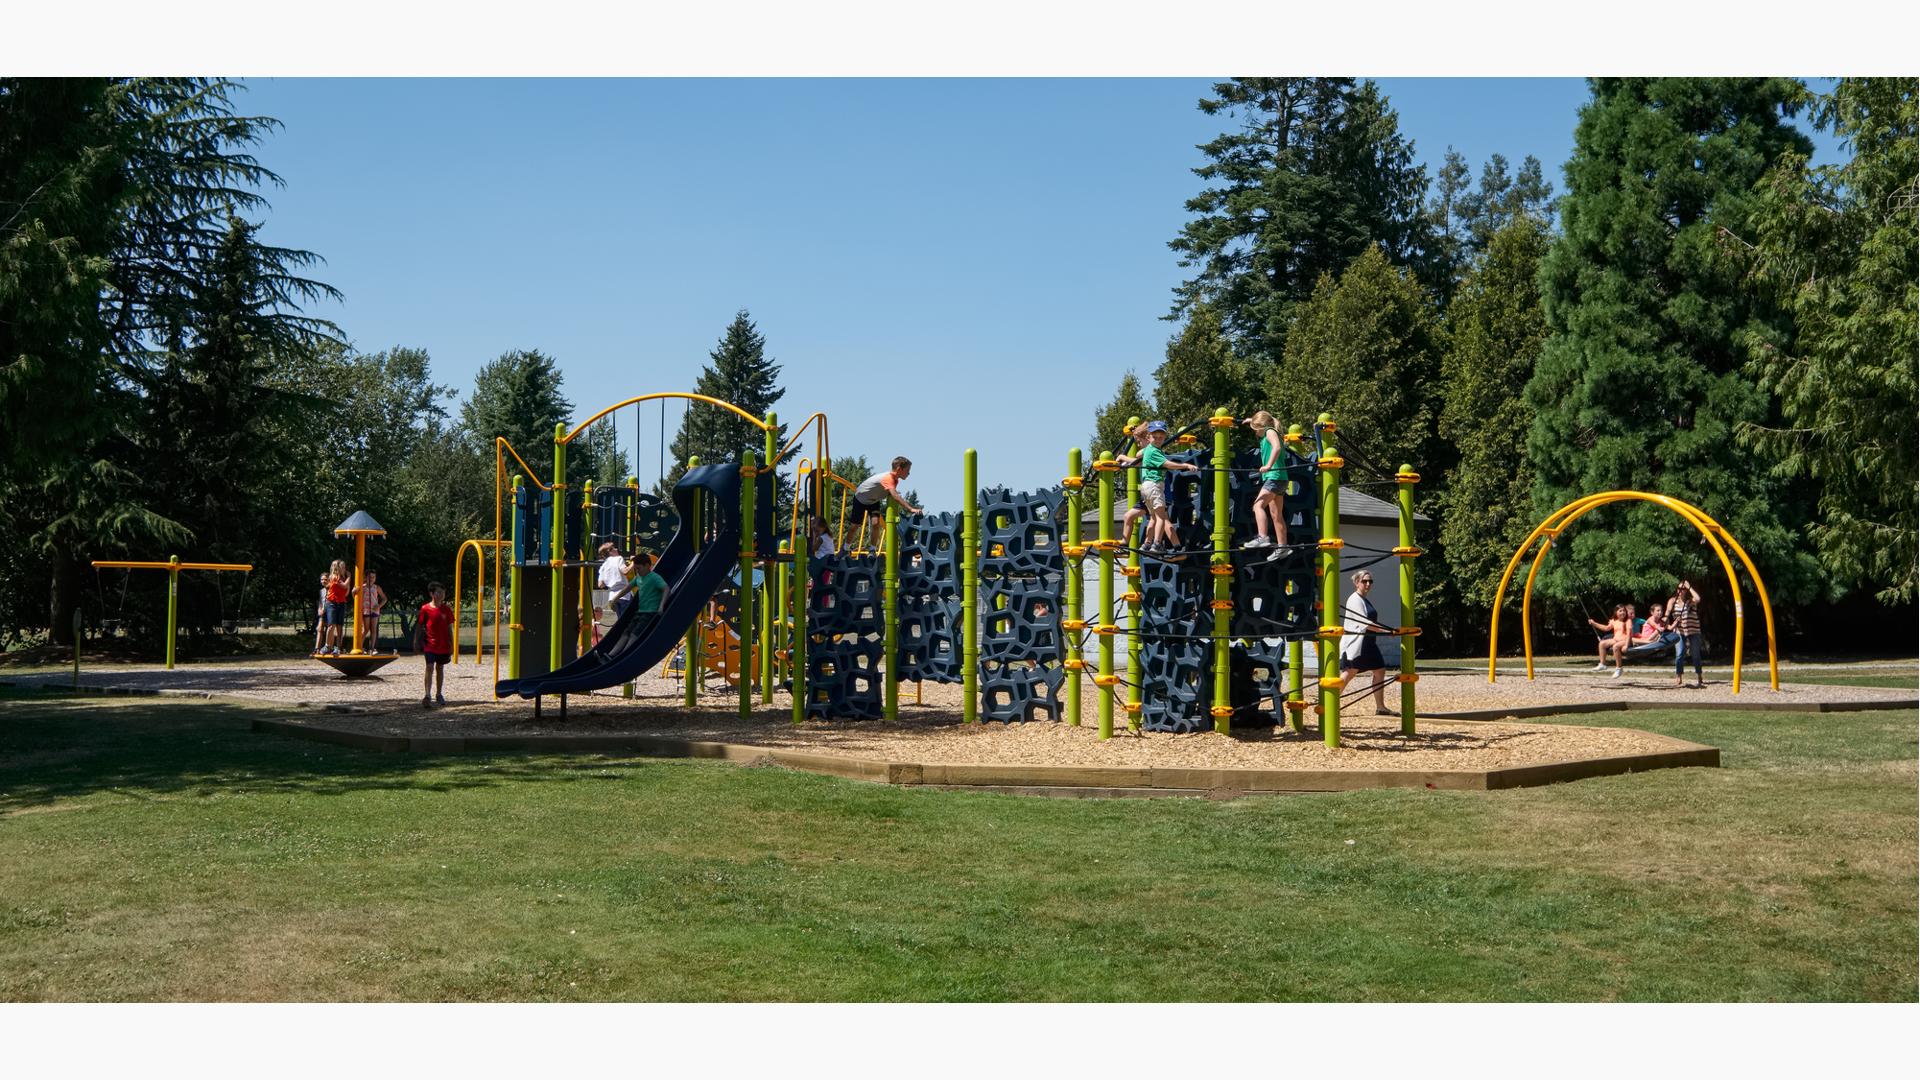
[1116,421,1199,555]
[850,457,923,552]
[1242,410,1289,559]
[1115,423,1150,555]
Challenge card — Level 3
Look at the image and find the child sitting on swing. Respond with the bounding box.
[1589,604,1632,678]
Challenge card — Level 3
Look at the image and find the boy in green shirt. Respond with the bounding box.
[630,551,669,616]
[1116,420,1199,554]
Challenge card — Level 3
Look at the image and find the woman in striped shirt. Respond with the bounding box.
[1665,579,1705,687]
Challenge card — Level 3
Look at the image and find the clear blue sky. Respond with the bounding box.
[237,78,1831,510]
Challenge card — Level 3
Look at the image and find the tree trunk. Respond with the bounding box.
[49,546,78,647]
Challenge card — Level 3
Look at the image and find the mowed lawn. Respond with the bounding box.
[0,691,1913,1001]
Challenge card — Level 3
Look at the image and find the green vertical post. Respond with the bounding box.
[792,523,809,726]
[775,540,790,695]
[1288,637,1305,733]
[165,556,179,669]
[580,479,595,654]
[1064,448,1082,726]
[962,449,979,724]
[739,452,756,720]
[1317,414,1342,748]
[685,455,701,708]
[884,501,900,721]
[1096,452,1115,740]
[1397,464,1419,735]
[549,422,568,678]
[762,412,779,704]
[509,475,523,681]
[73,608,83,688]
[624,473,638,698]
[1210,408,1233,735]
[1124,415,1142,732]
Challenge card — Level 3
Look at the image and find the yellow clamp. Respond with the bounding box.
[1210,705,1235,718]
[1208,415,1236,430]
[1318,676,1346,689]
[1062,619,1089,631]
[1283,432,1306,445]
[1175,433,1200,446]
[1209,600,1234,611]
[1315,421,1339,434]
[1063,544,1087,558]
[1396,471,1421,484]
[1086,538,1124,552]
[1318,625,1346,639]
[1396,673,1419,684]
[1124,701,1143,714]
[1284,700,1311,712]
[1095,624,1121,636]
[1119,565,1141,578]
[1318,456,1345,470]
[1121,591,1143,603]
[1209,564,1234,577]
[1091,460,1123,472]
[1063,659,1087,671]
[1061,476,1085,489]
[1093,674,1121,687]
[1392,546,1422,557]
[1317,538,1345,551]
[1397,626,1422,637]
[507,623,525,632]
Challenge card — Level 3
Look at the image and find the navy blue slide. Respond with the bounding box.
[495,462,742,699]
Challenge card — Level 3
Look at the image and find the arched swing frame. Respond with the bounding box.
[1487,491,1779,692]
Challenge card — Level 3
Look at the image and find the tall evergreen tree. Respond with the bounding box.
[459,348,605,489]
[1268,244,1444,473]
[1168,78,1435,365]
[661,310,786,493]
[1458,154,1557,254]
[1151,303,1251,425]
[1436,216,1553,612]
[1729,78,1917,604]
[1526,77,1821,607]
[1426,147,1473,280]
[1087,371,1152,463]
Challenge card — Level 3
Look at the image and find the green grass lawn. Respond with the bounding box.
[1,690,1913,1001]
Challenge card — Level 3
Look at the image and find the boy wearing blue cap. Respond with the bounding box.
[1117,420,1198,554]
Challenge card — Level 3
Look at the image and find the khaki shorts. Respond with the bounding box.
[1138,480,1167,512]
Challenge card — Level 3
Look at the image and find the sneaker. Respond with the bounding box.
[436,694,447,706]
[1593,662,1609,671]
[1266,546,1286,562]
[1610,668,1622,679]
[422,696,433,708]
[1244,535,1272,549]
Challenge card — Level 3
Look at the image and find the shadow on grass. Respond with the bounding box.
[0,692,651,812]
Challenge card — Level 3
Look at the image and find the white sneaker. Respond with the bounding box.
[1593,662,1608,671]
[1266,547,1286,562]
[1244,536,1272,549]
[1610,668,1622,679]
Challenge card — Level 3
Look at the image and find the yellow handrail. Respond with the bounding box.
[91,560,253,572]
[452,539,508,666]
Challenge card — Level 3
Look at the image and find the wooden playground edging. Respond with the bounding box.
[250,716,1721,797]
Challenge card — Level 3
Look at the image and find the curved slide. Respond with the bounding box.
[495,462,742,699]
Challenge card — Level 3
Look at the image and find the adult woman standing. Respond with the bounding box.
[1665,579,1705,687]
[1337,569,1393,715]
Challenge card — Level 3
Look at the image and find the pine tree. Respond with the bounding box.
[1435,216,1552,612]
[1729,78,1917,603]
[1526,77,1821,607]
[1268,244,1444,473]
[661,311,786,493]
[1458,154,1557,254]
[1087,372,1152,463]
[1151,303,1251,426]
[459,348,607,489]
[1168,78,1435,366]
[1426,147,1473,281]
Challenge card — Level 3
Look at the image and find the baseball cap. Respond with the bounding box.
[1144,420,1169,434]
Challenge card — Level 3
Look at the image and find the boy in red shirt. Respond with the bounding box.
[413,582,454,707]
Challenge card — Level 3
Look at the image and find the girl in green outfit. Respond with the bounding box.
[1243,411,1289,560]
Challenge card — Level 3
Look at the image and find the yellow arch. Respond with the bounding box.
[452,538,508,666]
[1488,491,1779,692]
[562,392,771,446]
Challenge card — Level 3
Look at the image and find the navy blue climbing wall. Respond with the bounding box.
[806,553,886,720]
[897,511,963,684]
[978,486,1069,722]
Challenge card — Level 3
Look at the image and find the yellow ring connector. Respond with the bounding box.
[1063,544,1087,558]
[1063,658,1087,671]
[1095,623,1120,636]
[1093,674,1121,687]
[1124,701,1143,714]
[1397,626,1422,637]
[1396,471,1421,484]
[1061,476,1085,489]
[1317,676,1346,689]
[1318,625,1346,639]
[1317,456,1345,470]
[1209,600,1234,611]
[1209,564,1234,577]
[1396,673,1419,684]
[1208,415,1236,430]
[1317,538,1345,551]
[1091,460,1123,472]
[1121,591,1143,603]
[1209,705,1235,718]
[1062,618,1089,631]
[1119,565,1141,578]
[1392,545,1422,557]
[1315,420,1339,434]
[1175,433,1200,446]
[1086,538,1124,552]
[1284,700,1311,712]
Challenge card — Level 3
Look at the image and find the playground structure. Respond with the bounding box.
[312,510,400,678]
[87,556,254,669]
[480,391,1424,748]
[1487,491,1780,692]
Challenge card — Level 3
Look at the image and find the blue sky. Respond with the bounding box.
[238,78,1831,509]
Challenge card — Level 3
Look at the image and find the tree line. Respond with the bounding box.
[1093,76,1915,648]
